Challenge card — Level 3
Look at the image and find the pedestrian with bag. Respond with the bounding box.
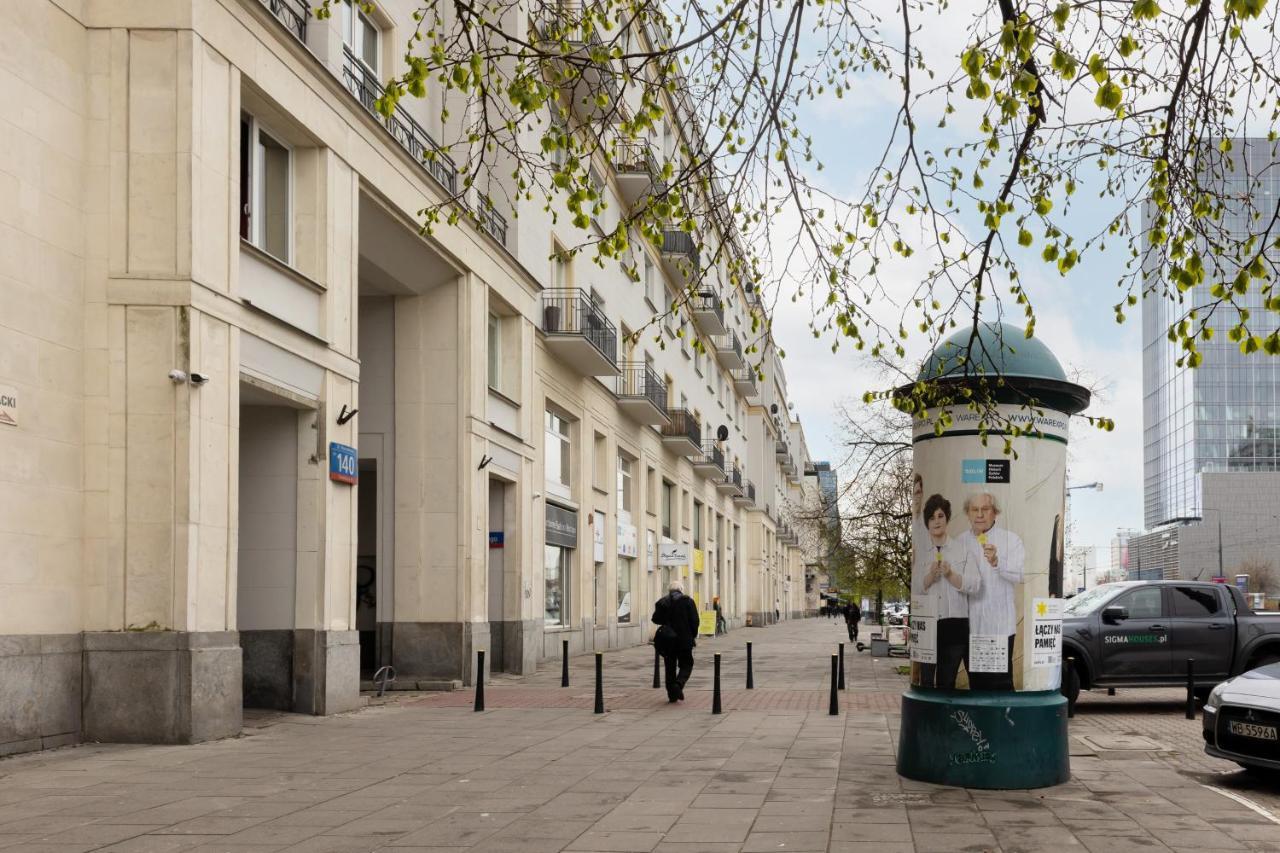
[652,581,700,702]
[843,600,862,643]
[712,595,726,636]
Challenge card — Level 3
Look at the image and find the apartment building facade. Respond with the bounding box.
[0,0,817,756]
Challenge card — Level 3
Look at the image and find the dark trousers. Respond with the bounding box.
[917,617,969,689]
[846,620,859,642]
[967,634,1015,691]
[662,645,694,700]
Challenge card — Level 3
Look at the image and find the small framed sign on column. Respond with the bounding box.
[329,442,358,484]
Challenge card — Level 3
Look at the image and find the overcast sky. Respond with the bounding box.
[761,36,1147,562]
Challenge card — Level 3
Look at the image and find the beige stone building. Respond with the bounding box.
[0,0,820,756]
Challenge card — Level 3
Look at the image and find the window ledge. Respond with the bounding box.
[488,386,521,408]
[240,238,326,293]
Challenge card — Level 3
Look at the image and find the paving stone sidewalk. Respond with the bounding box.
[0,618,1277,852]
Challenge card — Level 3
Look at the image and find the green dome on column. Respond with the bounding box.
[917,321,1068,383]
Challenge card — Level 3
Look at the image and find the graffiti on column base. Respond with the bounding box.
[950,709,991,753]
[949,749,999,767]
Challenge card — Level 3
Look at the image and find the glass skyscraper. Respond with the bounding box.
[1142,138,1280,528]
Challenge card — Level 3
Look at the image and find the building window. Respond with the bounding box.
[661,480,674,539]
[646,465,657,515]
[617,455,633,519]
[618,558,633,623]
[545,409,571,495]
[644,257,656,306]
[693,500,703,549]
[487,312,502,391]
[239,114,291,263]
[342,0,380,72]
[544,545,569,626]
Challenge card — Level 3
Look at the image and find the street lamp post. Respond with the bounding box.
[1066,482,1103,590]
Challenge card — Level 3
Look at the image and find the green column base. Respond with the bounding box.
[896,688,1069,789]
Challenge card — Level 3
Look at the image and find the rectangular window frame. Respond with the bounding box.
[240,113,294,265]
[487,312,502,392]
[342,0,381,73]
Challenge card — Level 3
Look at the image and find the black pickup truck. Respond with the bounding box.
[1060,580,1280,706]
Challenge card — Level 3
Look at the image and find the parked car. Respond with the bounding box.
[885,602,909,626]
[1203,662,1280,773]
[1060,581,1280,708]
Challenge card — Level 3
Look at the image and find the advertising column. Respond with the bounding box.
[896,323,1089,790]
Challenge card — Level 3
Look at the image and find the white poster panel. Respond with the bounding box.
[617,521,638,558]
[645,530,656,571]
[911,403,1068,692]
[909,613,937,664]
[1031,598,1064,668]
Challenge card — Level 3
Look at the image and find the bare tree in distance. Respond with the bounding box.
[320,0,1280,434]
[1236,555,1280,596]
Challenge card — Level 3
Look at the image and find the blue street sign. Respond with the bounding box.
[329,442,358,484]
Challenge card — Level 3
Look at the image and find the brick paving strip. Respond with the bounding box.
[0,619,1276,852]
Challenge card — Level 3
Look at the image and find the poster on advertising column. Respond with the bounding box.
[910,404,1068,692]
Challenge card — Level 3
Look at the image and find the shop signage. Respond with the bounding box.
[658,542,690,566]
[545,503,578,548]
[1235,574,1250,592]
[0,384,17,427]
[489,531,504,548]
[617,522,638,558]
[328,442,358,484]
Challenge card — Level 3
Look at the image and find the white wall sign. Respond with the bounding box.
[593,511,606,563]
[617,521,638,558]
[909,614,937,664]
[646,530,656,572]
[968,634,1009,674]
[1030,598,1064,668]
[0,384,17,427]
[658,542,690,566]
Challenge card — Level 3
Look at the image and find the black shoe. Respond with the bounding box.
[667,696,678,703]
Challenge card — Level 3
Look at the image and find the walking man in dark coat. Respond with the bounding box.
[652,581,700,702]
[843,600,862,643]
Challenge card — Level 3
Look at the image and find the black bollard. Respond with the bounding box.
[746,641,754,689]
[653,644,661,689]
[561,639,569,687]
[838,642,846,690]
[1065,656,1076,719]
[712,653,722,714]
[829,654,839,715]
[474,650,485,712]
[1107,687,1116,696]
[1186,658,1195,720]
[594,652,605,714]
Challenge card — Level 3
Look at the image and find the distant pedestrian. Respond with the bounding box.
[713,596,726,636]
[843,600,862,643]
[652,581,700,703]
[774,599,781,623]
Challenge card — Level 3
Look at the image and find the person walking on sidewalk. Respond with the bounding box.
[843,600,862,643]
[712,596,726,636]
[652,581,700,702]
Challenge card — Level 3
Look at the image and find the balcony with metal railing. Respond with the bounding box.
[734,474,756,507]
[659,409,702,456]
[714,329,745,370]
[775,439,789,460]
[692,440,726,479]
[732,367,758,398]
[715,460,741,494]
[612,138,665,206]
[660,230,700,285]
[340,49,460,199]
[541,289,619,377]
[616,361,669,425]
[690,291,727,335]
[256,0,309,43]
[532,3,622,121]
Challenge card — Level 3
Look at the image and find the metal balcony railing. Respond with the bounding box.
[729,465,744,493]
[617,361,667,410]
[662,230,700,270]
[775,439,788,459]
[542,289,617,364]
[732,367,757,394]
[477,199,508,246]
[691,291,724,324]
[717,330,743,359]
[743,478,756,504]
[661,409,701,447]
[340,47,459,197]
[698,441,725,473]
[257,0,309,44]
